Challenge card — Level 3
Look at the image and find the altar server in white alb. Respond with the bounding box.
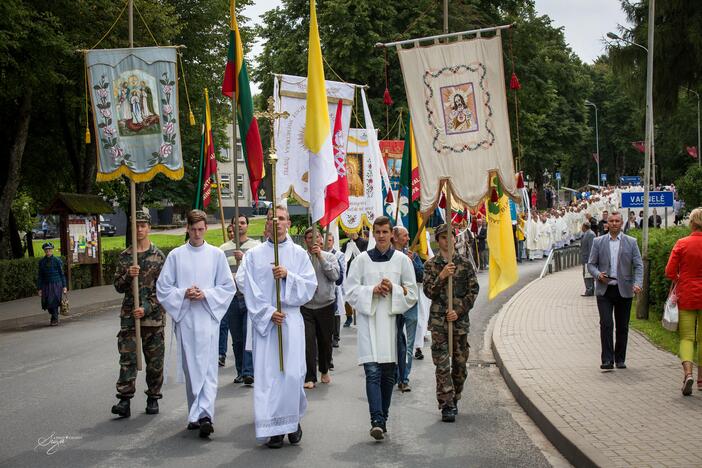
[156,210,236,439]
[237,206,317,449]
[345,216,418,441]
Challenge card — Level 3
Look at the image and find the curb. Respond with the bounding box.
[492,275,610,468]
[0,298,122,332]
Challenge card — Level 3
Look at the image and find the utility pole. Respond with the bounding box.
[637,0,655,320]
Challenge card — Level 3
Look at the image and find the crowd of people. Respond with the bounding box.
[106,207,481,447]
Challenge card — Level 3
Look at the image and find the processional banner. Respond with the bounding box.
[273,74,354,205]
[397,34,517,212]
[339,129,383,232]
[86,47,183,182]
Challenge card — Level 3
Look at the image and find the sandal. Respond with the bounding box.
[682,374,694,396]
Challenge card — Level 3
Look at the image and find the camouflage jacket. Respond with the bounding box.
[114,242,166,329]
[423,252,479,334]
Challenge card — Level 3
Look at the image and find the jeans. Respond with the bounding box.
[363,362,396,425]
[596,285,633,364]
[228,295,254,377]
[219,307,230,357]
[401,305,418,384]
[517,240,524,262]
[395,315,407,384]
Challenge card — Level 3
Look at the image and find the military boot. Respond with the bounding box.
[145,397,159,415]
[111,398,131,418]
[441,404,455,423]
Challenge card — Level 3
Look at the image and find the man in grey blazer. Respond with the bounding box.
[587,211,643,370]
[580,222,596,296]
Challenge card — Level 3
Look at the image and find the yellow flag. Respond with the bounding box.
[304,0,329,154]
[487,174,518,300]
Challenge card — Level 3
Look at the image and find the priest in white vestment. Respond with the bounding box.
[236,207,317,448]
[345,216,418,441]
[156,210,235,438]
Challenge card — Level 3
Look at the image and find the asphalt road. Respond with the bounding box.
[0,259,568,468]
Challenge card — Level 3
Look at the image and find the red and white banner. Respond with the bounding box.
[319,100,349,227]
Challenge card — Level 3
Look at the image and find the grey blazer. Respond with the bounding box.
[580,229,595,264]
[587,233,644,298]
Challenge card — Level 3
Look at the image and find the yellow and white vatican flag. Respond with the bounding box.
[487,174,518,300]
[397,32,518,212]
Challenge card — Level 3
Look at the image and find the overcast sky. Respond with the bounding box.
[242,0,630,88]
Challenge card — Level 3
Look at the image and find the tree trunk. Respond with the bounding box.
[9,211,23,259]
[0,91,32,260]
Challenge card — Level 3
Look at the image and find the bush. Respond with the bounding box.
[0,245,177,303]
[675,165,702,216]
[629,226,691,311]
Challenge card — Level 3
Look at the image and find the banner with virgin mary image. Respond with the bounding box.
[397,33,518,212]
[86,46,183,182]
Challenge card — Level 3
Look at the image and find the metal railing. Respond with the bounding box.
[540,242,582,278]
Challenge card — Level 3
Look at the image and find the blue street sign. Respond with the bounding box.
[619,175,642,186]
[621,191,674,208]
[554,171,561,181]
[600,173,607,181]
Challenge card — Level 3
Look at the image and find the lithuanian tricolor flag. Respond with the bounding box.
[400,116,428,259]
[222,0,264,203]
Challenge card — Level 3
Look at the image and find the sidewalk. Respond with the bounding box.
[493,268,702,468]
[0,285,121,331]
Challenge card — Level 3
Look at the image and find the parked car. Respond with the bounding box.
[99,215,117,237]
[253,200,273,215]
[31,221,58,239]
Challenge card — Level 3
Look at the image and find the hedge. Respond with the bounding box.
[629,226,691,313]
[0,245,176,303]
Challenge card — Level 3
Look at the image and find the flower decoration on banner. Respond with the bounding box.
[94,75,133,168]
[148,72,178,166]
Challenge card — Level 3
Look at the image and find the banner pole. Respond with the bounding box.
[445,180,454,370]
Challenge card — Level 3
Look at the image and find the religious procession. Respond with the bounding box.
[3,1,702,467]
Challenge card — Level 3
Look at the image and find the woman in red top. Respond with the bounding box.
[666,207,702,395]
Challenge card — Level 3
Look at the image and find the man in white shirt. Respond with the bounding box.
[346,216,418,441]
[156,210,236,438]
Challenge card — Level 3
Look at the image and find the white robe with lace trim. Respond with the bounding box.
[237,237,317,440]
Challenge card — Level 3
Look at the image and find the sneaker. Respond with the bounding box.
[683,375,694,396]
[243,376,254,386]
[369,425,384,440]
[233,376,244,384]
[441,405,456,423]
[111,398,131,418]
[343,317,352,328]
[414,348,424,360]
[198,417,214,438]
[288,424,303,445]
[266,434,284,448]
[600,362,614,370]
[218,355,226,367]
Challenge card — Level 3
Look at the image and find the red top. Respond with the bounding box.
[666,232,702,310]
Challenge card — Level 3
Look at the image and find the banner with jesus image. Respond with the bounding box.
[397,33,518,212]
[86,46,183,182]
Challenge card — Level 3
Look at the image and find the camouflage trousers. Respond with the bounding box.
[431,329,469,409]
[116,326,164,400]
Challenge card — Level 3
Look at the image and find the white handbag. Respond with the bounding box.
[662,282,678,332]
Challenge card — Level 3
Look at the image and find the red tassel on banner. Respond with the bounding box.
[383,87,393,106]
[516,172,525,189]
[510,72,521,90]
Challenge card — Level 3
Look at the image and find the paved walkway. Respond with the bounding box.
[493,268,702,468]
[0,285,121,330]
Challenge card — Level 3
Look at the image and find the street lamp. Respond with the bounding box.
[584,100,601,189]
[608,0,655,320]
[682,87,701,167]
[607,30,657,187]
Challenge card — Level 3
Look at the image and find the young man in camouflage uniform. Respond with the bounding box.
[111,210,166,418]
[423,224,479,422]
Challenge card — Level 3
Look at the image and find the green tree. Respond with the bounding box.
[675,165,702,214]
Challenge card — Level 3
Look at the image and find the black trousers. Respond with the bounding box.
[596,285,633,364]
[301,303,335,382]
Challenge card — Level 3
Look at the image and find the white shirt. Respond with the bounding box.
[608,233,621,285]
